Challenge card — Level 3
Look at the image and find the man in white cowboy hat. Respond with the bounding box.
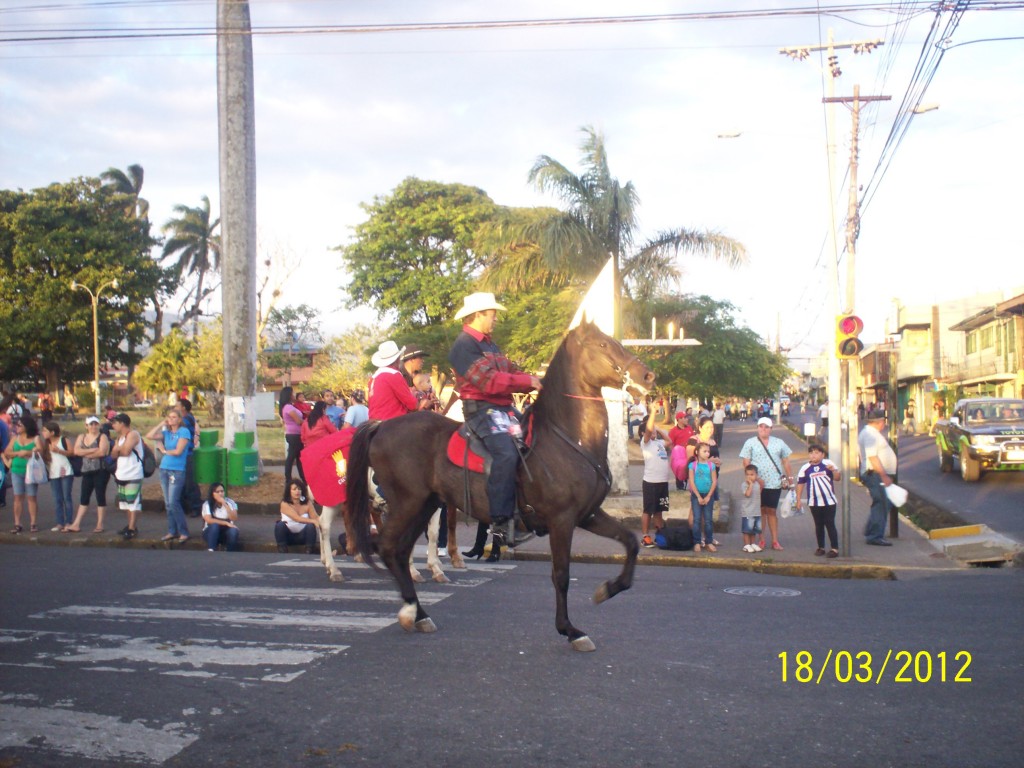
[368,340,418,421]
[448,292,543,550]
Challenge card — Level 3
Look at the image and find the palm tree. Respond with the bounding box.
[161,195,221,338]
[101,164,149,219]
[526,126,747,337]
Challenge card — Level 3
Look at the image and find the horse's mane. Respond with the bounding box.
[531,325,587,426]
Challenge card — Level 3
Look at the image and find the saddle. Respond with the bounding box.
[445,410,535,475]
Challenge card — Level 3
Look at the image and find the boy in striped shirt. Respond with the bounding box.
[795,443,842,558]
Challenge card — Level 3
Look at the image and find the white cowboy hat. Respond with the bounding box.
[454,292,507,320]
[371,340,406,368]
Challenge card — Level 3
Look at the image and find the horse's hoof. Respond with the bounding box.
[593,583,610,604]
[432,571,450,584]
[570,635,596,652]
[414,617,437,633]
[353,553,364,563]
[450,556,467,570]
[398,603,417,632]
[411,570,425,584]
[329,571,344,583]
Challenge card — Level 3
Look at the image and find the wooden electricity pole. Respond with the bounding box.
[823,85,891,554]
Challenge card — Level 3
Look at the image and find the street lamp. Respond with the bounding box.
[70,278,119,415]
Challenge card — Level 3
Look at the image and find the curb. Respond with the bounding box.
[0,532,319,555]
[510,549,897,580]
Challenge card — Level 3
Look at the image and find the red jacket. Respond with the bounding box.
[368,368,417,420]
[301,415,337,447]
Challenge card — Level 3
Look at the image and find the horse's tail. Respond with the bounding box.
[348,420,383,570]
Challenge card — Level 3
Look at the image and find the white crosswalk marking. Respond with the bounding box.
[0,701,199,765]
[1,554,515,765]
[131,584,452,604]
[32,606,398,632]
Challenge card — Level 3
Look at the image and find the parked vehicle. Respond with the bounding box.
[934,398,1024,481]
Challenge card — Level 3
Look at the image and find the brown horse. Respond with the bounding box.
[347,320,655,651]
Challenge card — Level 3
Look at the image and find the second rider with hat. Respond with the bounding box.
[448,292,542,549]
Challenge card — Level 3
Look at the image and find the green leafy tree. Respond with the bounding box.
[162,195,221,337]
[100,163,149,220]
[638,294,791,405]
[0,178,164,394]
[339,177,497,331]
[184,318,225,393]
[262,304,323,385]
[133,329,197,397]
[528,126,747,335]
[308,324,382,395]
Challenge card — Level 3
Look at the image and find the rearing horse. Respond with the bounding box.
[347,320,655,652]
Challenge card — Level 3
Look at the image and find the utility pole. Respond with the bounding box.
[781,33,884,557]
[217,0,259,449]
[823,85,891,555]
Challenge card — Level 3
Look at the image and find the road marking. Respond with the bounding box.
[270,558,518,572]
[0,630,350,683]
[0,701,198,765]
[31,606,397,632]
[131,584,453,605]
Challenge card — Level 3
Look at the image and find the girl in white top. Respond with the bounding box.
[41,421,75,532]
[201,482,241,552]
[275,479,320,554]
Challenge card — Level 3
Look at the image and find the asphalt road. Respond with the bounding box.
[895,434,1024,539]
[782,412,1024,540]
[1,545,1021,767]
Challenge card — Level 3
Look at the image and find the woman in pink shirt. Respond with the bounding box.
[279,386,306,495]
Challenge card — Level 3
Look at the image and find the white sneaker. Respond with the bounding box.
[751,543,763,552]
[742,544,753,553]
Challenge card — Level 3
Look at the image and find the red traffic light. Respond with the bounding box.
[836,314,865,360]
[837,315,864,335]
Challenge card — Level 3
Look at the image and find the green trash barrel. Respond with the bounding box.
[194,429,226,484]
[227,431,259,486]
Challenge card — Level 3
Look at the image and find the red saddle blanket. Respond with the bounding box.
[446,430,486,474]
[300,427,355,506]
[446,416,534,474]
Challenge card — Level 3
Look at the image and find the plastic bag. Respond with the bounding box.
[26,450,49,485]
[777,489,798,518]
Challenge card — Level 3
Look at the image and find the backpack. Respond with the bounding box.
[655,525,695,551]
[141,439,157,478]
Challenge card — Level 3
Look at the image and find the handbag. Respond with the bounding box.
[778,489,798,518]
[26,450,49,485]
[757,439,790,488]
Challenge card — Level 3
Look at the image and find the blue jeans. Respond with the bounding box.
[159,469,189,537]
[861,471,890,542]
[203,524,241,551]
[467,408,519,525]
[274,520,317,550]
[691,495,714,545]
[51,474,75,527]
[628,418,644,439]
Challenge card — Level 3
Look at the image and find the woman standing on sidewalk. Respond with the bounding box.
[146,408,192,543]
[41,422,75,532]
[739,417,794,551]
[66,415,110,533]
[279,387,306,495]
[4,415,48,534]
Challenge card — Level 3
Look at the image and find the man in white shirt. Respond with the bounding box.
[857,410,897,546]
[712,402,727,447]
[627,397,648,441]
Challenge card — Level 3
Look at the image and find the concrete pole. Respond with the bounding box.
[217,0,259,449]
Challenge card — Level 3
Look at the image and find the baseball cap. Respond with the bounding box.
[675,411,685,420]
[85,415,100,425]
[757,417,773,427]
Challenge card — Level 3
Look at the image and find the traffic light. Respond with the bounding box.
[836,314,864,359]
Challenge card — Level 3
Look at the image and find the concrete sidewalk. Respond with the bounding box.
[0,420,968,579]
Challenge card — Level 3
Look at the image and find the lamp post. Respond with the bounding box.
[70,278,119,415]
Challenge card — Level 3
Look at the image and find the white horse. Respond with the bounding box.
[313,477,449,584]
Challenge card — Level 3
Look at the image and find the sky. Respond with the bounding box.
[2,0,1022,366]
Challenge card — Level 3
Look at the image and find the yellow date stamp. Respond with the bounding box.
[778,650,973,684]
